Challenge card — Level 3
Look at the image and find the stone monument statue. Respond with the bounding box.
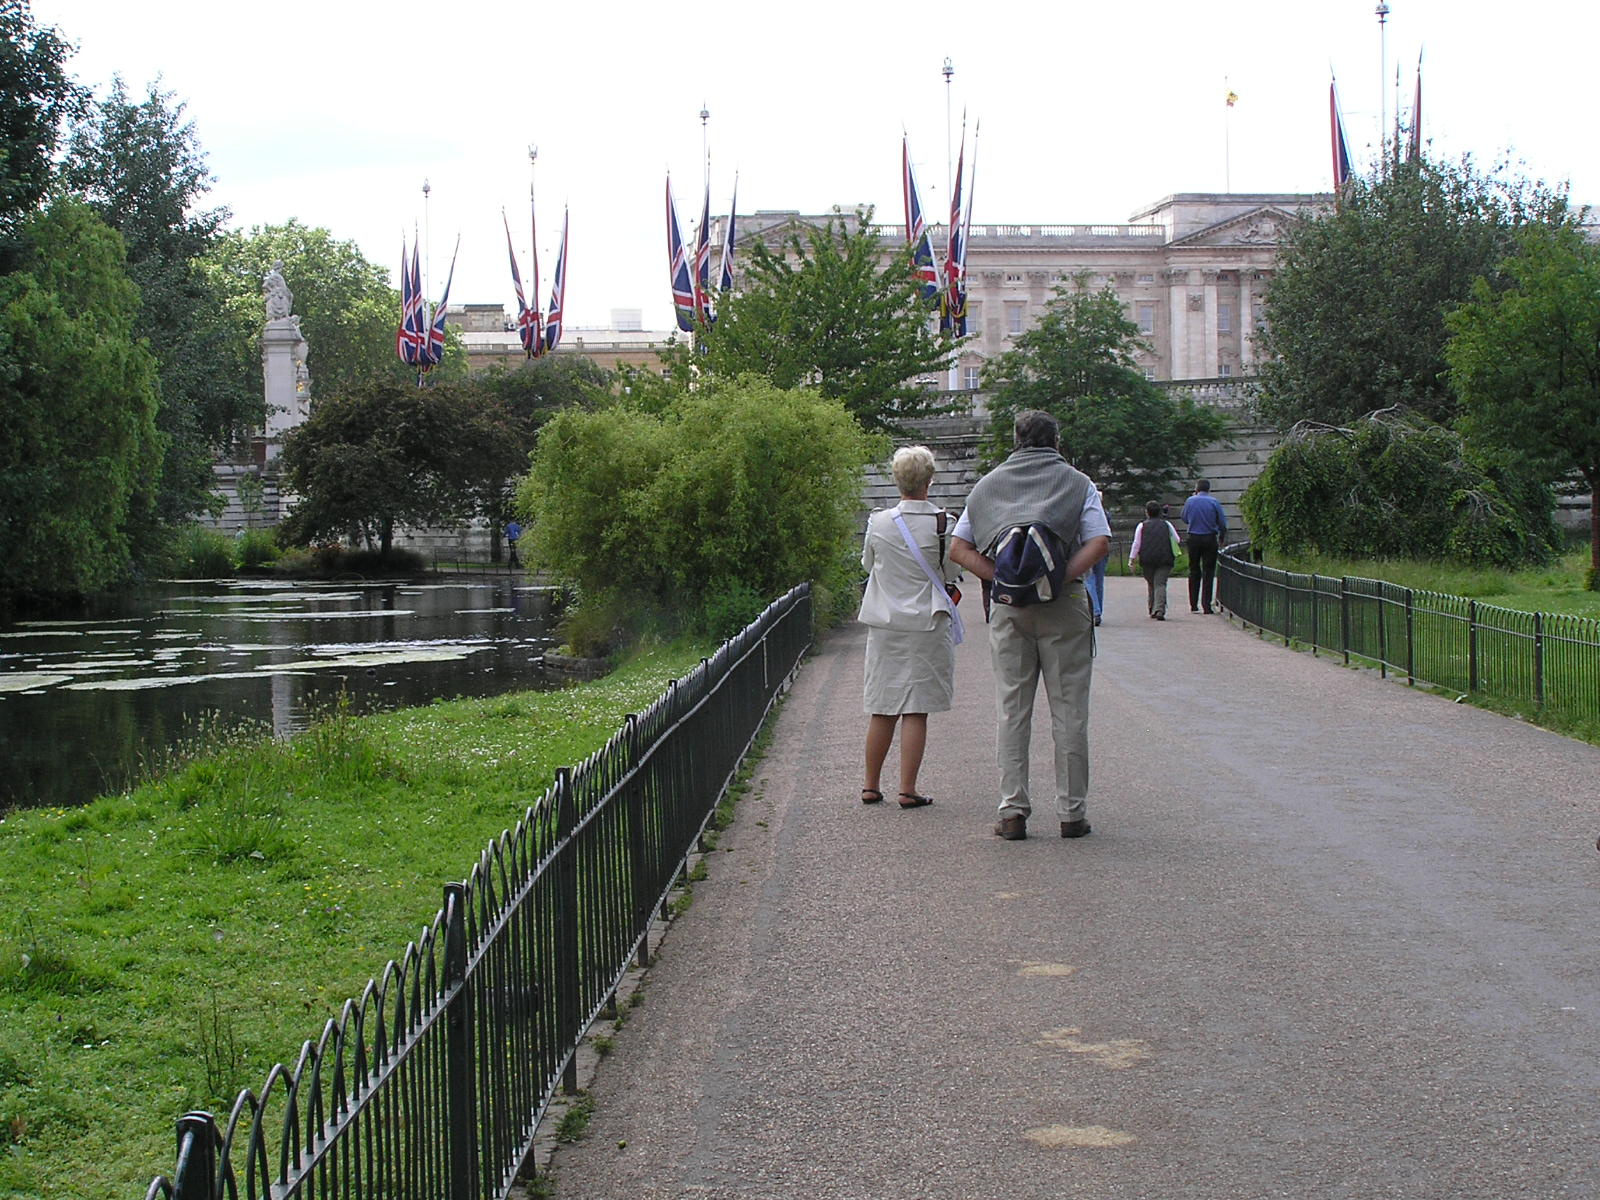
[264,260,294,321]
[261,261,310,453]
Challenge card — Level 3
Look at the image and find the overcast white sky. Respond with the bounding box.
[32,0,1598,332]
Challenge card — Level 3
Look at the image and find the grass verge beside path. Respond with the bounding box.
[1267,548,1600,618]
[0,640,709,1200]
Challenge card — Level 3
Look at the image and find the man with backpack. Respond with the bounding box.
[949,410,1112,842]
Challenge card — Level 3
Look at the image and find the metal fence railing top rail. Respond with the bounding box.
[1217,545,1600,725]
[142,584,814,1200]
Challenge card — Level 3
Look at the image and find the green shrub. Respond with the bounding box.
[1241,409,1559,568]
[520,375,874,639]
[172,526,235,578]
[233,527,280,570]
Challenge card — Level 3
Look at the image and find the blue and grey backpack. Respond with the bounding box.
[988,523,1070,606]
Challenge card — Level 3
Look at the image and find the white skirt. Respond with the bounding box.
[863,621,955,715]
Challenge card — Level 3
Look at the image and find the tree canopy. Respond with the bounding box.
[0,200,162,598]
[695,211,957,433]
[1255,155,1568,429]
[62,77,259,530]
[1446,221,1600,583]
[981,281,1226,504]
[0,1,80,267]
[279,378,515,555]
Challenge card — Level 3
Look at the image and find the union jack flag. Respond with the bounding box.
[693,182,713,326]
[717,178,738,297]
[666,177,696,333]
[503,211,541,357]
[544,208,569,355]
[1330,79,1354,197]
[942,129,969,335]
[420,237,458,370]
[396,238,425,365]
[902,136,940,307]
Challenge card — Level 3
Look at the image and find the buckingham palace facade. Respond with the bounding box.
[731,192,1330,388]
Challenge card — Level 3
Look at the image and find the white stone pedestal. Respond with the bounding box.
[261,317,310,460]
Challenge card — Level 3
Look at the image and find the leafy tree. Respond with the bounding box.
[1446,221,1600,585]
[469,351,612,537]
[518,375,875,644]
[697,210,957,433]
[1239,409,1558,568]
[279,378,513,555]
[0,200,162,598]
[62,77,259,531]
[201,220,459,410]
[0,1,80,268]
[982,281,1226,503]
[1255,155,1567,429]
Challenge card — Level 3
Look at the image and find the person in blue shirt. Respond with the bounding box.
[505,520,523,569]
[1180,479,1228,614]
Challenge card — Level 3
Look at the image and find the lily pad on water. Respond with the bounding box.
[235,609,417,621]
[0,673,72,692]
[259,648,474,672]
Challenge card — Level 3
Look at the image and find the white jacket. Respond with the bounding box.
[858,500,963,631]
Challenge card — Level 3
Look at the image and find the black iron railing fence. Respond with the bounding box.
[142,584,814,1200]
[1218,546,1600,723]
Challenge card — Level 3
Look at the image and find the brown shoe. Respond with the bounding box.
[994,814,1027,840]
[1060,819,1091,839]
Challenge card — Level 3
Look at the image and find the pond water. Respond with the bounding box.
[0,578,565,812]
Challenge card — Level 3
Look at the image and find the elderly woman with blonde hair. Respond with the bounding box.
[857,445,964,809]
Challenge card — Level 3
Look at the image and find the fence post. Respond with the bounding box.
[1534,611,1545,708]
[1405,588,1415,687]
[172,1112,218,1200]
[555,767,582,1094]
[1468,600,1478,694]
[442,882,476,1200]
[1340,578,1350,666]
[1377,587,1389,680]
[1310,575,1319,658]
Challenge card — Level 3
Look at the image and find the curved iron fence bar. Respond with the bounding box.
[1218,545,1600,722]
[141,584,813,1200]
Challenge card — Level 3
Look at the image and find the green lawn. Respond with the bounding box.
[0,640,709,1200]
[1263,547,1600,618]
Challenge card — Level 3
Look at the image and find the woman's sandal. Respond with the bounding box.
[897,792,934,808]
[861,788,885,805]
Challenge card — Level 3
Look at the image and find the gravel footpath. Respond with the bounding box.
[538,576,1600,1200]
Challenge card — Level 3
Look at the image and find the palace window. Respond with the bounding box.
[1005,303,1025,335]
[1137,272,1155,284]
[963,365,982,390]
[1218,362,1233,378]
[1217,303,1233,333]
[1136,301,1156,335]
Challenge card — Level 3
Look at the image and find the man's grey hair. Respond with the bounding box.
[891,445,938,496]
[1013,410,1060,450]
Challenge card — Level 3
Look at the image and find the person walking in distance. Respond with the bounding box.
[1181,479,1228,614]
[949,410,1111,842]
[1129,500,1181,620]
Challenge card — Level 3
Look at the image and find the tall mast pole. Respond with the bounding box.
[421,178,431,301]
[942,57,954,209]
[1376,2,1390,158]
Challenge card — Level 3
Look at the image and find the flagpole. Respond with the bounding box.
[1376,1,1390,162]
[942,57,954,211]
[1224,77,1232,193]
[421,178,431,306]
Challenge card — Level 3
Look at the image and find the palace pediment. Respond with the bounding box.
[1169,206,1304,248]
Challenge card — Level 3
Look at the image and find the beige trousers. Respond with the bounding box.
[988,582,1095,822]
